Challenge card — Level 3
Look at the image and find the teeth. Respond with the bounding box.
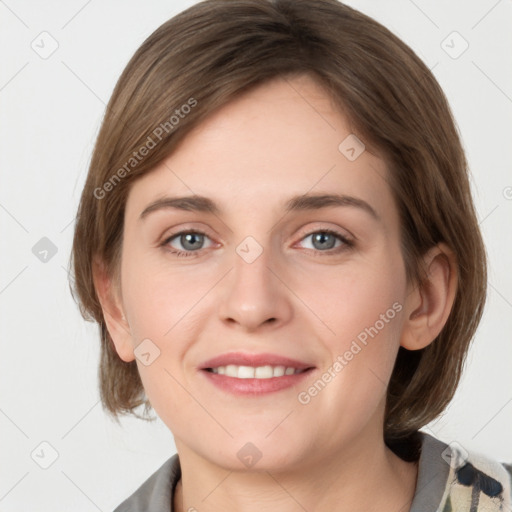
[210,365,304,379]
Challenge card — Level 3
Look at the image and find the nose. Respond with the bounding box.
[217,244,293,332]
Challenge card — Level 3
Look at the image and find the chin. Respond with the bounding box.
[203,439,307,474]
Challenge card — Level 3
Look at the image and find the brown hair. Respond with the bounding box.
[69,0,487,442]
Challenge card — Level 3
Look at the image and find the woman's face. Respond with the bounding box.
[115,74,412,470]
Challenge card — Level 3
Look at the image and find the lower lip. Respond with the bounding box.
[200,368,315,396]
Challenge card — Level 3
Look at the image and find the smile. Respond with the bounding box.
[201,366,315,395]
[206,365,307,379]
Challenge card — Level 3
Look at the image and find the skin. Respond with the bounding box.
[94,74,457,512]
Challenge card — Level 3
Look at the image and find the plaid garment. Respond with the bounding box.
[437,440,512,512]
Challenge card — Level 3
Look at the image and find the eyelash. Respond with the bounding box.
[160,228,354,258]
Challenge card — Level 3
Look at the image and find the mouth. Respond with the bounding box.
[198,352,316,395]
[203,365,311,378]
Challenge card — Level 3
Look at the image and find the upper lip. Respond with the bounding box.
[199,352,315,370]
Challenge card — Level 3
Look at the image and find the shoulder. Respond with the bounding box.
[414,431,512,512]
[112,453,180,512]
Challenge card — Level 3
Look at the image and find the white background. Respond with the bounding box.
[0,0,511,510]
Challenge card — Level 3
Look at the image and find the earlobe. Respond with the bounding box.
[400,243,458,351]
[92,256,135,363]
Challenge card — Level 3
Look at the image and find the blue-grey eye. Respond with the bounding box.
[178,232,205,251]
[311,232,337,250]
[300,230,346,251]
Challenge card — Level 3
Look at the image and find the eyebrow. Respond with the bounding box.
[138,193,380,221]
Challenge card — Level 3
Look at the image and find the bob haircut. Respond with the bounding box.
[70,0,487,444]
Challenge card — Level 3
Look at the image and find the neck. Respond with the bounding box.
[173,431,418,512]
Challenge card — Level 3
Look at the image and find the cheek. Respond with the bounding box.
[289,259,406,438]
[119,251,216,405]
[302,258,405,341]
[300,248,407,384]
[120,263,199,417]
[120,245,210,342]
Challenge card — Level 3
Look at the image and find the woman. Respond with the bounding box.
[70,0,511,510]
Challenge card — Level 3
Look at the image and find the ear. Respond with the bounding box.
[400,243,458,350]
[92,256,135,362]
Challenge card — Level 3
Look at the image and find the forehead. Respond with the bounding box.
[125,75,394,223]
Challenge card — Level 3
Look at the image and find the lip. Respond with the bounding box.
[199,352,314,371]
[200,368,315,395]
[198,351,316,396]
